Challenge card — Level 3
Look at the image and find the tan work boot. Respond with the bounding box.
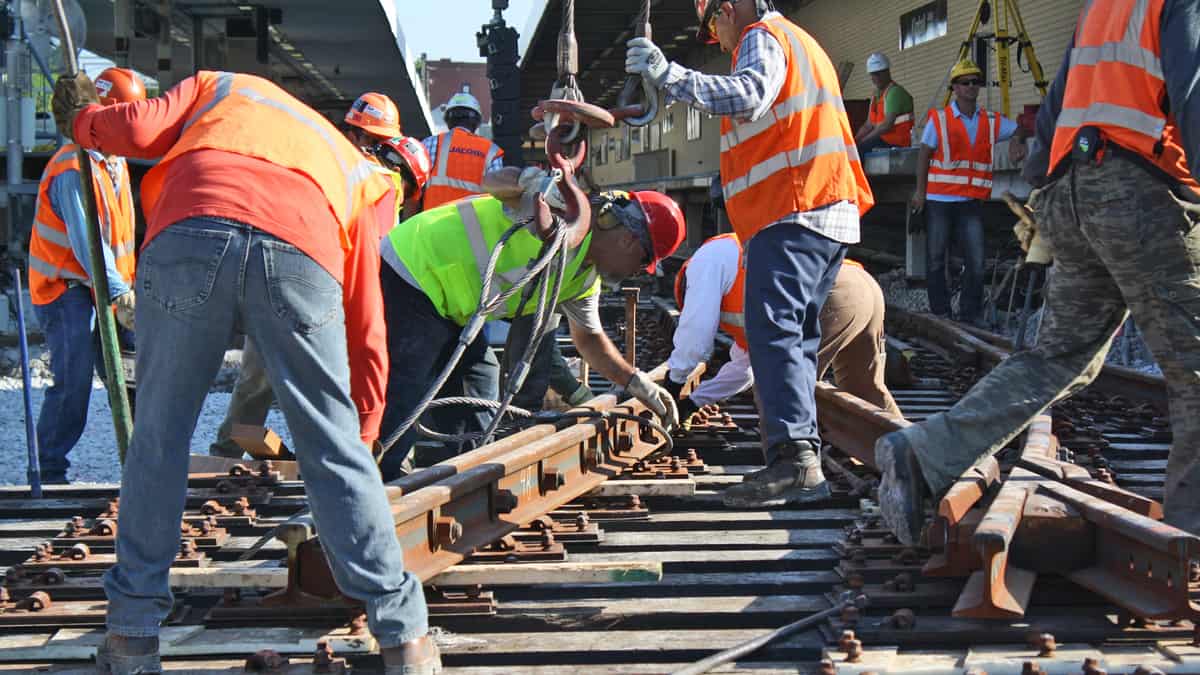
[722,441,831,508]
[382,634,442,674]
[95,634,161,674]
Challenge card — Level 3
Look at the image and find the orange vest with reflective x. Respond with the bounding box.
[927,106,1001,200]
[868,82,913,147]
[141,71,391,247]
[28,144,136,306]
[675,233,747,350]
[719,15,874,243]
[423,128,504,209]
[1049,0,1197,189]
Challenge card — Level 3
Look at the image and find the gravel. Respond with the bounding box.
[0,348,293,486]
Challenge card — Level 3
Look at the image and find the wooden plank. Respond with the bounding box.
[496,594,829,623]
[188,454,300,480]
[570,548,839,570]
[447,665,819,675]
[589,479,695,497]
[597,529,843,549]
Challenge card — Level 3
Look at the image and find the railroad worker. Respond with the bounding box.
[507,315,597,413]
[911,58,1028,327]
[854,52,915,152]
[875,0,1200,545]
[208,136,432,460]
[53,70,440,673]
[28,67,144,485]
[377,188,686,480]
[626,0,875,508]
[411,91,503,213]
[665,234,902,443]
[341,92,411,214]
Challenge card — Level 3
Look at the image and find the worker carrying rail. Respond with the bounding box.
[53,70,441,674]
[667,233,903,464]
[876,0,1200,545]
[854,52,915,152]
[27,67,144,486]
[411,91,504,213]
[377,187,686,480]
[626,0,874,509]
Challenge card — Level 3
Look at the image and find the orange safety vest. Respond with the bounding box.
[868,82,913,147]
[423,128,504,209]
[141,71,391,247]
[719,15,874,242]
[926,105,1001,200]
[1048,0,1197,188]
[28,145,136,306]
[674,233,747,349]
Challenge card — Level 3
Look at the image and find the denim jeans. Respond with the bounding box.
[378,266,498,480]
[209,337,274,458]
[33,285,98,482]
[103,217,427,646]
[925,199,986,320]
[743,222,846,461]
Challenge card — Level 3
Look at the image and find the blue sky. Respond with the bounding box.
[397,1,545,63]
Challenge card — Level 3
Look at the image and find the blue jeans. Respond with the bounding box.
[103,218,427,645]
[378,266,498,480]
[925,199,986,320]
[743,222,846,461]
[33,285,98,481]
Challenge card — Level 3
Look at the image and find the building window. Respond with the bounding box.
[662,110,675,134]
[900,0,948,50]
[593,132,608,166]
[686,107,702,141]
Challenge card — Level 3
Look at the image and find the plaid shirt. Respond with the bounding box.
[661,12,861,244]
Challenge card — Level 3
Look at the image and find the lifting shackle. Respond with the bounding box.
[613,0,660,127]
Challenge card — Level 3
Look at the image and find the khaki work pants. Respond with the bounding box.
[900,155,1200,534]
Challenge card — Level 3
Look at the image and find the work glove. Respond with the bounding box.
[113,291,135,332]
[626,369,680,432]
[625,37,670,88]
[52,73,100,140]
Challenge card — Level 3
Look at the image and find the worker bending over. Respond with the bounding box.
[28,68,144,485]
[54,70,439,673]
[377,188,685,480]
[912,59,1028,326]
[627,0,874,508]
[876,0,1200,544]
[668,233,901,424]
[414,91,503,212]
[854,52,914,152]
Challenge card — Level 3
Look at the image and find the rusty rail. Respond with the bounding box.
[267,361,704,606]
[814,381,908,467]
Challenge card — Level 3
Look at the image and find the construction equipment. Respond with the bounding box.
[940,0,1049,118]
[12,268,42,498]
[612,0,659,127]
[50,0,133,463]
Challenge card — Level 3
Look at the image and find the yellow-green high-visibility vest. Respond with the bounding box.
[384,195,600,326]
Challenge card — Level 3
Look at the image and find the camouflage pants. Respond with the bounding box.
[903,155,1200,534]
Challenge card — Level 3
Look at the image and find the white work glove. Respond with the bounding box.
[625,37,670,88]
[501,167,566,224]
[626,369,680,432]
[114,291,135,332]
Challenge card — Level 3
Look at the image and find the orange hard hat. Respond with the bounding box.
[345,92,401,138]
[377,136,432,199]
[631,190,686,273]
[94,68,146,106]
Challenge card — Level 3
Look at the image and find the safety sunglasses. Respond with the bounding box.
[955,78,984,87]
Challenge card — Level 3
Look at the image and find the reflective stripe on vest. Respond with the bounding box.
[674,233,748,350]
[868,82,914,146]
[719,310,745,327]
[927,107,998,199]
[425,129,503,208]
[725,136,860,200]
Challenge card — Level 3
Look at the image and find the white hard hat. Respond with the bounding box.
[445,92,482,116]
[866,52,891,74]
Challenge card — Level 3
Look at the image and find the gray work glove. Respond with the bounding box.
[114,291,135,332]
[625,37,670,88]
[53,73,100,140]
[626,369,680,432]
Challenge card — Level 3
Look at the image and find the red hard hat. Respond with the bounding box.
[345,92,402,139]
[377,136,432,199]
[695,0,721,45]
[631,191,686,273]
[94,68,146,106]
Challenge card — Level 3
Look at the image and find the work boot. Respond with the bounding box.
[95,634,161,674]
[722,441,831,508]
[382,634,442,674]
[874,429,931,546]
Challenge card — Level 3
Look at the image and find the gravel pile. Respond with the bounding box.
[0,348,293,486]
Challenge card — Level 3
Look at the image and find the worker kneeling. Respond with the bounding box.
[666,234,902,507]
[377,187,686,480]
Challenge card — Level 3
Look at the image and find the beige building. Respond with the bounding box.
[588,0,1085,193]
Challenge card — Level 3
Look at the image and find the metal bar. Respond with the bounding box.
[623,287,640,367]
[13,269,42,498]
[813,381,909,467]
[952,467,1037,618]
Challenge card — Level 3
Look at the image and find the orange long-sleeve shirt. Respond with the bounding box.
[73,76,391,444]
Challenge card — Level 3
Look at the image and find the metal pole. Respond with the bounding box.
[13,268,42,498]
[623,287,640,368]
[51,0,134,463]
[7,7,24,244]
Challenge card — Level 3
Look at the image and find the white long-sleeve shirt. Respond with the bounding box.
[667,236,754,405]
